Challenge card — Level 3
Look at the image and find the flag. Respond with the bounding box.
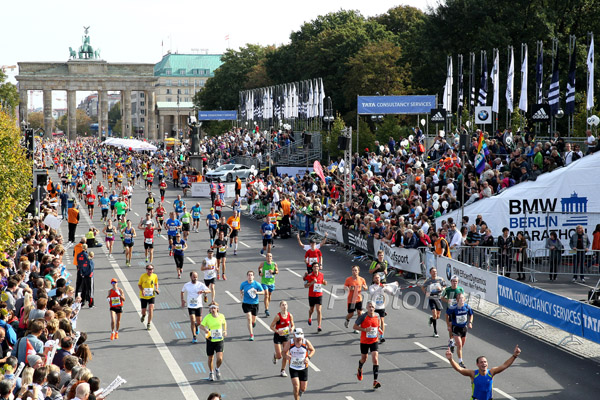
[587,37,594,110]
[535,48,543,103]
[478,53,488,105]
[319,78,325,117]
[474,131,489,174]
[313,160,326,182]
[519,45,528,112]
[470,53,476,114]
[506,47,514,112]
[308,80,314,118]
[25,339,36,364]
[566,43,576,115]
[442,57,453,112]
[457,56,464,116]
[225,34,229,41]
[548,49,560,115]
[492,51,500,113]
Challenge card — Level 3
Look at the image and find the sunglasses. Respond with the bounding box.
[146,268,154,271]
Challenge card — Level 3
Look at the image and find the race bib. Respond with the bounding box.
[189,297,199,307]
[375,295,385,307]
[206,268,216,279]
[264,270,273,279]
[248,288,257,299]
[232,221,238,227]
[307,257,318,264]
[143,288,154,297]
[313,283,323,293]
[145,238,153,244]
[124,233,132,239]
[182,217,190,224]
[107,232,114,238]
[175,244,183,250]
[211,329,223,340]
[209,220,217,226]
[366,327,378,339]
[219,246,226,253]
[456,314,468,324]
[193,212,200,217]
[102,204,109,209]
[290,357,305,369]
[280,327,289,336]
[110,297,121,306]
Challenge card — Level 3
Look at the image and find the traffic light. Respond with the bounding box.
[25,128,34,158]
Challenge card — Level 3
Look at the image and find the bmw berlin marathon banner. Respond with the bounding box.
[429,108,447,123]
[197,111,238,120]
[357,95,436,115]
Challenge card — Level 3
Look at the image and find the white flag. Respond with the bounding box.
[492,51,500,113]
[587,37,594,110]
[506,47,514,112]
[519,45,528,113]
[308,81,314,118]
[442,58,453,112]
[319,78,325,117]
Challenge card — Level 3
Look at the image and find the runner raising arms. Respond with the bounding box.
[344,265,368,333]
[304,263,327,333]
[353,301,383,389]
[269,300,294,377]
[367,273,398,343]
[181,271,211,344]
[200,302,227,381]
[107,278,125,340]
[258,252,278,317]
[285,328,315,400]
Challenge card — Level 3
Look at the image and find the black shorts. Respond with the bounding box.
[110,204,115,210]
[289,367,308,382]
[110,306,123,314]
[360,342,379,355]
[374,309,385,318]
[188,308,202,317]
[429,298,443,311]
[348,301,363,314]
[182,224,190,232]
[206,340,224,356]
[216,252,227,259]
[140,297,155,308]
[263,238,273,247]
[273,333,289,344]
[452,325,468,338]
[242,303,259,316]
[124,242,134,248]
[230,230,239,238]
[204,278,215,286]
[308,296,322,307]
[87,204,94,209]
[101,208,108,215]
[144,242,154,249]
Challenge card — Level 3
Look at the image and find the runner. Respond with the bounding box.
[445,292,474,368]
[206,208,220,246]
[227,210,241,255]
[107,170,114,189]
[285,328,315,400]
[304,263,327,333]
[155,202,166,234]
[181,173,189,197]
[180,206,192,241]
[260,216,275,256]
[367,273,399,343]
[353,301,382,389]
[302,238,323,274]
[114,196,128,222]
[267,206,280,237]
[165,211,182,257]
[146,168,154,190]
[369,250,388,283]
[446,345,522,400]
[99,192,110,222]
[269,300,294,377]
[159,178,167,202]
[145,192,156,218]
[441,275,465,352]
[200,302,227,381]
[231,194,242,214]
[239,270,265,341]
[218,180,225,201]
[107,278,125,340]
[212,230,228,280]
[210,180,217,206]
[138,264,159,331]
[172,232,188,279]
[181,271,211,343]
[191,202,203,233]
[121,219,136,267]
[421,267,447,338]
[102,220,117,256]
[109,190,119,220]
[344,265,368,333]
[173,194,186,218]
[213,196,224,216]
[139,219,158,264]
[86,190,96,219]
[216,216,231,240]
[258,252,278,317]
[201,249,218,303]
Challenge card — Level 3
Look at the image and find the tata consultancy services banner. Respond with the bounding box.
[497,276,582,336]
[357,96,436,115]
[198,111,238,120]
[581,302,600,344]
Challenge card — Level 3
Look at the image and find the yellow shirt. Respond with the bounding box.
[138,273,158,299]
[201,313,227,342]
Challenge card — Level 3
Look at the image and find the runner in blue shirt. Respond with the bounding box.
[181,174,189,197]
[99,193,110,222]
[109,191,119,220]
[239,270,265,341]
[260,217,275,256]
[445,292,474,368]
[174,195,186,218]
[206,208,220,246]
[165,211,182,256]
[191,203,203,233]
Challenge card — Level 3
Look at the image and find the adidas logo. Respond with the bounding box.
[431,112,445,122]
[532,107,550,120]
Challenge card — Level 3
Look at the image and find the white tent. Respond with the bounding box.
[436,152,600,251]
[102,138,157,152]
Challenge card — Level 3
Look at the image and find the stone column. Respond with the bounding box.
[19,90,28,126]
[43,89,53,140]
[67,90,77,141]
[159,114,165,141]
[100,91,109,138]
[122,89,132,138]
[146,90,156,141]
[97,91,103,138]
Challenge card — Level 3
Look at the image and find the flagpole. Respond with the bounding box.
[458,54,463,130]
[536,40,543,135]
[469,52,476,131]
[493,48,498,132]
[568,35,576,137]
[520,43,528,132]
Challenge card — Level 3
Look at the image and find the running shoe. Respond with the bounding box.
[318,326,322,333]
[192,337,197,344]
[110,332,115,341]
[265,309,270,317]
[353,330,359,334]
[357,368,363,381]
[308,318,312,326]
[141,314,145,323]
[196,325,200,335]
[450,344,455,353]
[249,335,254,341]
[459,361,466,368]
[234,251,237,256]
[260,249,264,255]
[169,250,173,257]
[434,333,439,338]
[373,380,381,389]
[208,372,214,381]
[223,274,227,280]
[115,332,119,339]
[215,369,221,380]
[147,323,151,331]
[146,257,149,263]
[280,369,288,377]
[344,319,349,329]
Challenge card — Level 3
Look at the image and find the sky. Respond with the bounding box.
[2,0,432,109]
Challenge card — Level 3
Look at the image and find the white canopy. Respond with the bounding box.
[103,138,157,152]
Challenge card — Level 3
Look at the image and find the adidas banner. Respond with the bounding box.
[342,228,375,255]
[531,104,551,122]
[429,108,447,123]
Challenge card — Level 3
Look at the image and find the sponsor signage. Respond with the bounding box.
[197,110,238,121]
[357,95,436,115]
[191,182,246,198]
[531,104,551,122]
[374,239,421,275]
[475,106,492,124]
[343,229,375,254]
[314,220,344,243]
[437,256,498,303]
[430,108,447,123]
[581,302,600,344]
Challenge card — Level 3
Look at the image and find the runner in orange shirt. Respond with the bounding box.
[344,266,368,333]
[353,301,383,389]
[227,210,242,256]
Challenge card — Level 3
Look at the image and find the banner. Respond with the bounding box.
[437,256,498,303]
[357,95,436,115]
[276,167,313,177]
[475,106,492,124]
[190,183,246,198]
[429,108,447,123]
[197,111,238,121]
[581,302,600,344]
[531,104,551,122]
[374,240,421,275]
[497,276,582,336]
[314,220,343,243]
[313,161,326,182]
[343,228,375,254]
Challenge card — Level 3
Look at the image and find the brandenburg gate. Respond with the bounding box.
[16,28,158,140]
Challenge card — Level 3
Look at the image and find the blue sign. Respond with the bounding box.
[497,276,583,336]
[357,95,436,115]
[581,302,600,344]
[198,111,238,121]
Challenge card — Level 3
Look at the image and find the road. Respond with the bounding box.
[58,171,600,400]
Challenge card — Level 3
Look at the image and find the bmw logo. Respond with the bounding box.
[478,110,489,121]
[446,263,452,280]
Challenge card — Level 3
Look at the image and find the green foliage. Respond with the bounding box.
[27,112,44,131]
[323,114,346,161]
[0,71,19,116]
[202,121,236,137]
[357,118,376,154]
[76,109,92,135]
[108,102,121,135]
[57,115,67,134]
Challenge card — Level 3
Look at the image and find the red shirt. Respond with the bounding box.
[304,249,322,267]
[86,193,96,205]
[96,184,104,195]
[144,227,154,240]
[275,312,292,332]
[306,272,325,298]
[160,182,167,189]
[344,276,367,304]
[108,288,123,308]
[356,313,381,344]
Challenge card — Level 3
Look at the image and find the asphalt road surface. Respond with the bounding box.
[57,171,600,400]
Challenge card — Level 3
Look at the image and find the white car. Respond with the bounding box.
[204,164,255,182]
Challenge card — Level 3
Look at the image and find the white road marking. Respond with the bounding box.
[286,268,302,277]
[493,388,517,400]
[160,235,167,240]
[414,342,449,364]
[78,201,199,400]
[134,212,139,216]
[225,290,241,303]
[345,397,355,400]
[186,257,196,264]
[239,241,251,248]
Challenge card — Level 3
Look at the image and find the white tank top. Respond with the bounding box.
[289,341,308,370]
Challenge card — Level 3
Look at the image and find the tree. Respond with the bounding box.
[0,109,33,252]
[0,70,19,116]
[76,109,92,135]
[56,115,67,134]
[27,112,44,131]
[108,102,121,135]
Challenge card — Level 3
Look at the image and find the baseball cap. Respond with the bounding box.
[294,328,304,338]
[451,275,459,281]
[207,248,214,252]
[210,207,214,211]
[111,278,118,284]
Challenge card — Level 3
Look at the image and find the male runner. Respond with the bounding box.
[368,274,398,342]
[344,265,368,333]
[240,270,265,341]
[206,208,220,246]
[260,216,275,256]
[139,219,158,264]
[180,206,192,241]
[145,192,156,218]
[121,219,136,267]
[213,230,228,280]
[227,210,241,255]
[99,192,110,222]
[138,264,159,331]
[181,271,211,344]
[165,211,182,257]
[441,275,464,352]
[172,232,188,279]
[421,267,447,338]
[285,328,315,400]
[202,249,218,303]
[446,292,474,368]
[155,202,166,234]
[200,302,227,381]
[304,263,327,333]
[353,301,382,389]
[258,252,278,317]
[191,202,203,233]
[303,238,323,273]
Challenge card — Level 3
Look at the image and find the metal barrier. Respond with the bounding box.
[524,249,600,281]
[452,246,500,273]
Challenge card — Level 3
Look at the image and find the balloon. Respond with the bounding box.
[434,144,440,150]
[439,130,445,137]
[374,195,380,204]
[339,166,344,173]
[420,118,426,126]
[466,120,471,127]
[385,203,392,211]
[379,145,385,153]
[442,201,449,209]
[392,185,400,194]
[432,193,439,201]
[409,135,414,141]
[312,184,318,192]
[401,139,409,147]
[433,201,440,210]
